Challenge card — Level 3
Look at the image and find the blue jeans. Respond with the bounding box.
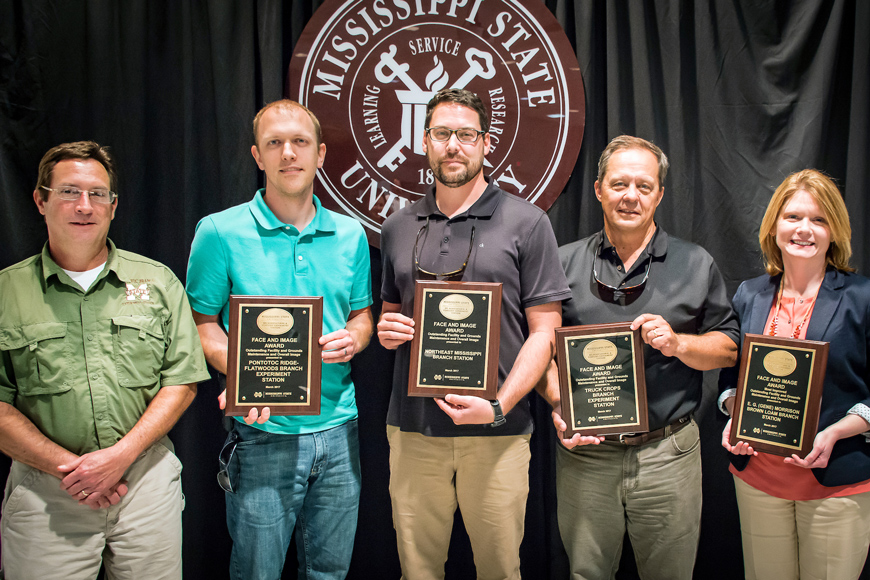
[223,419,360,580]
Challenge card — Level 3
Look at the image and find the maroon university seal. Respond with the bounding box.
[288,0,585,247]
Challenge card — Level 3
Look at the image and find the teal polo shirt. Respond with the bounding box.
[186,190,372,434]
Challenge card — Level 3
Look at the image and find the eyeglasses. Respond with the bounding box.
[425,127,486,144]
[41,186,117,204]
[217,432,239,494]
[593,239,651,304]
[414,218,476,281]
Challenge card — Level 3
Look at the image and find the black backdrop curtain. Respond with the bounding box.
[1,1,869,578]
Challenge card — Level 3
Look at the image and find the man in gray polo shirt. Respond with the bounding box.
[377,88,571,579]
[538,135,738,580]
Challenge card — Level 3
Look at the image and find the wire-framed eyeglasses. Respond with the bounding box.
[425,126,486,144]
[41,186,117,204]
[592,239,651,304]
[414,219,476,281]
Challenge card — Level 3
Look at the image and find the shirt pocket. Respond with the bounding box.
[0,323,72,396]
[112,315,165,388]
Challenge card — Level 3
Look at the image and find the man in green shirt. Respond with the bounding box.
[0,141,211,579]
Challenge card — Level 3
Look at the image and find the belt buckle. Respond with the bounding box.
[618,432,638,445]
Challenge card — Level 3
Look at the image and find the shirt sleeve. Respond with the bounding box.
[186,216,232,317]
[380,219,401,305]
[160,272,211,387]
[718,388,737,415]
[348,224,373,312]
[845,404,870,442]
[518,212,571,309]
[698,258,739,345]
[717,281,746,398]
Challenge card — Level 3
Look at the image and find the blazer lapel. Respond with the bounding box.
[805,268,844,342]
[747,277,778,336]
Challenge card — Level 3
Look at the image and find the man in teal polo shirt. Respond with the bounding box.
[0,141,211,579]
[186,100,373,580]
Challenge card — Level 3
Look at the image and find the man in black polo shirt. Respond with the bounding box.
[539,135,739,580]
[377,88,571,579]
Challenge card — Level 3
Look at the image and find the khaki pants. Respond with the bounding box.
[1,438,183,580]
[734,475,870,580]
[556,419,703,580]
[387,425,531,580]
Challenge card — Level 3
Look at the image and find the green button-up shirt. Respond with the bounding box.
[0,240,210,455]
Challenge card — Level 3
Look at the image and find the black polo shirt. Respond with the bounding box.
[381,179,571,437]
[559,227,739,431]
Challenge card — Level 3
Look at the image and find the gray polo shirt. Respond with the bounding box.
[381,179,571,437]
[559,227,739,431]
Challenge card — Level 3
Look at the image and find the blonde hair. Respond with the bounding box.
[759,169,853,275]
[252,100,322,147]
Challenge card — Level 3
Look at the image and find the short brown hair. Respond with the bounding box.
[597,135,669,188]
[759,169,853,275]
[252,100,322,147]
[36,141,117,200]
[424,88,489,133]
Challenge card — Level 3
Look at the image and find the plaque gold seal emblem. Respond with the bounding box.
[763,349,798,377]
[438,293,474,321]
[256,308,295,335]
[582,339,619,366]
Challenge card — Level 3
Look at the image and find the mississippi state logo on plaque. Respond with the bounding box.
[288,0,585,247]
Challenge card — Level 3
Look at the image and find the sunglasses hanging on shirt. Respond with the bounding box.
[414,218,476,282]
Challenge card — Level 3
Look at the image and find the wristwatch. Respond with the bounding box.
[490,400,506,427]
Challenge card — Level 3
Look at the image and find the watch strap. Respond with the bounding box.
[490,399,506,427]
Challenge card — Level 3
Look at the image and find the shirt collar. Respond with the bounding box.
[415,176,501,220]
[248,189,336,235]
[41,238,120,290]
[598,225,669,260]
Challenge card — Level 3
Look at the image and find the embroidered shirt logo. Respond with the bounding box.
[125,283,150,301]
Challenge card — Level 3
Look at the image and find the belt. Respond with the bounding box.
[602,415,693,446]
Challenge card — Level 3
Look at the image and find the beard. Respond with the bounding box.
[428,151,483,188]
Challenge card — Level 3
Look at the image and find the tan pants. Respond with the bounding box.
[734,475,870,580]
[387,425,531,580]
[1,438,184,580]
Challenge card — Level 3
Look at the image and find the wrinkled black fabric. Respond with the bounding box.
[1,1,868,578]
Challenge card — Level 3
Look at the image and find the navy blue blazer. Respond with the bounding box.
[719,267,870,487]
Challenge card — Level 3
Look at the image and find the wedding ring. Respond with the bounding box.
[81,491,90,497]
[343,348,348,356]
[653,329,660,338]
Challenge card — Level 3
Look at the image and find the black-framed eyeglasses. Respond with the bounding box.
[592,239,651,304]
[425,126,486,144]
[41,186,117,204]
[217,431,239,493]
[414,218,476,281]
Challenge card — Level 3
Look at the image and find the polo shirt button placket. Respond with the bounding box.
[295,243,309,275]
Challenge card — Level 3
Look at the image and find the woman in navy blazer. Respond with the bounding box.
[719,169,870,580]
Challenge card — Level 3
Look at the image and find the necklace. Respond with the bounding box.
[768,283,818,338]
